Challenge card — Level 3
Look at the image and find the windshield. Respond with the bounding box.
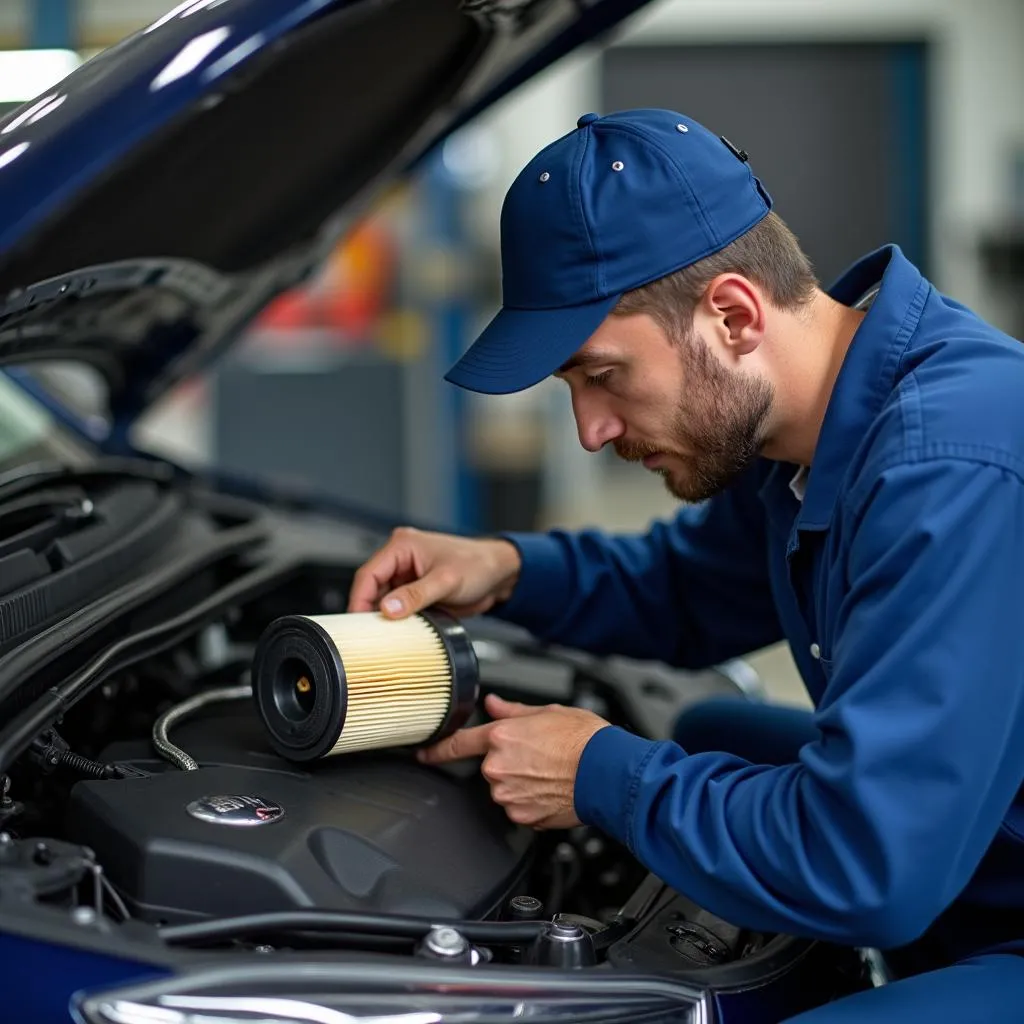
[0,372,93,474]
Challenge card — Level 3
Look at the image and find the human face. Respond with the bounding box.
[557,312,774,503]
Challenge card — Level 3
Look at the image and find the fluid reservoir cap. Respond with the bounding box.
[529,920,596,968]
[423,926,470,959]
[508,894,544,920]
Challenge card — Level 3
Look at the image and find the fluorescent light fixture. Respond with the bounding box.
[0,49,81,105]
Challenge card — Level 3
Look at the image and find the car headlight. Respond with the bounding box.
[72,961,710,1024]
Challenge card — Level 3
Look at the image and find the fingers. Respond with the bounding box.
[417,722,494,764]
[349,530,456,619]
[484,694,547,719]
[380,566,458,619]
[346,570,384,614]
[348,537,413,613]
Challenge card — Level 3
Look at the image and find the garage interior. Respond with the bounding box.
[1,0,1022,706]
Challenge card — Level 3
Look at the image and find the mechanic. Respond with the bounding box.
[348,109,1024,1020]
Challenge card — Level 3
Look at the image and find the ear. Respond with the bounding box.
[700,274,765,357]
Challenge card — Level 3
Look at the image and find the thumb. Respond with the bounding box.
[485,693,543,719]
[380,573,452,619]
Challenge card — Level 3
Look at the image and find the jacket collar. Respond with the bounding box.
[795,244,930,530]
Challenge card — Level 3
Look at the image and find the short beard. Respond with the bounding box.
[616,333,774,503]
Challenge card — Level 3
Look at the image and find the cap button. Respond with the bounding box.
[577,112,601,129]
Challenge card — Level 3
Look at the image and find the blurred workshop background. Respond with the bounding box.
[2,0,1023,702]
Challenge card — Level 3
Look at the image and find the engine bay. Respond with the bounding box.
[1,621,661,966]
[0,636,670,968]
[0,464,868,1005]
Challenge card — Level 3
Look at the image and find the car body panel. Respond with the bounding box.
[0,928,171,1024]
[0,0,657,430]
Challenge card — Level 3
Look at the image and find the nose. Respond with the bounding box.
[572,390,625,453]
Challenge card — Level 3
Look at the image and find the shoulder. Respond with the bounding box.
[911,295,1024,450]
[855,292,1024,497]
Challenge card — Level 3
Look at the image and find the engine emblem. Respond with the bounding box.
[186,795,284,826]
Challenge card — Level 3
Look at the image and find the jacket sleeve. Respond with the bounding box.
[574,457,1024,949]
[491,462,783,670]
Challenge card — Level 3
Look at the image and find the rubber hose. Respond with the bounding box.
[160,909,547,947]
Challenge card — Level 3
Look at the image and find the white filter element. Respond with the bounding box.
[312,613,452,755]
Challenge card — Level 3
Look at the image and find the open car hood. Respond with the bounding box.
[0,0,655,429]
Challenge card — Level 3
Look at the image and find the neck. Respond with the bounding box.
[763,289,866,467]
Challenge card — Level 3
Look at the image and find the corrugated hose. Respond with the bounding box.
[152,684,252,771]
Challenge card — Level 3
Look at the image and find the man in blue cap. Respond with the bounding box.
[349,109,1024,1019]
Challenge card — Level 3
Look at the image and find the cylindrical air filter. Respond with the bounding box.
[251,609,478,762]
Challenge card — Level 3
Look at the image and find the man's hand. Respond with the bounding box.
[348,527,522,620]
[418,693,611,829]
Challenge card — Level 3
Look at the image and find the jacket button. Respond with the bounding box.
[810,643,821,660]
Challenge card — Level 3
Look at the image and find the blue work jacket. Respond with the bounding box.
[495,245,1024,966]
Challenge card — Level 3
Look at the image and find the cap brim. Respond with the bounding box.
[444,293,621,395]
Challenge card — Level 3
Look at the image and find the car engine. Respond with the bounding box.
[0,472,860,1002]
[66,701,534,925]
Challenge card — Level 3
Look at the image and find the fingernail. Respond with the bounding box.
[383,597,402,615]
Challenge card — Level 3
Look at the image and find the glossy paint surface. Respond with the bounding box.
[0,0,656,424]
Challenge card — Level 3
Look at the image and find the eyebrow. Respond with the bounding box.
[557,351,617,374]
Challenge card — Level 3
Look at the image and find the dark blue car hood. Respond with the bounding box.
[0,0,655,429]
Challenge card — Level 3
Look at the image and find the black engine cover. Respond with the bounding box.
[66,706,533,924]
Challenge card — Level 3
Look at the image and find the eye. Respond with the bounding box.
[584,369,613,389]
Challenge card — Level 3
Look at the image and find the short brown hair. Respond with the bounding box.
[612,212,817,339]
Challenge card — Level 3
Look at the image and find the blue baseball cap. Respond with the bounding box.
[444,108,773,395]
